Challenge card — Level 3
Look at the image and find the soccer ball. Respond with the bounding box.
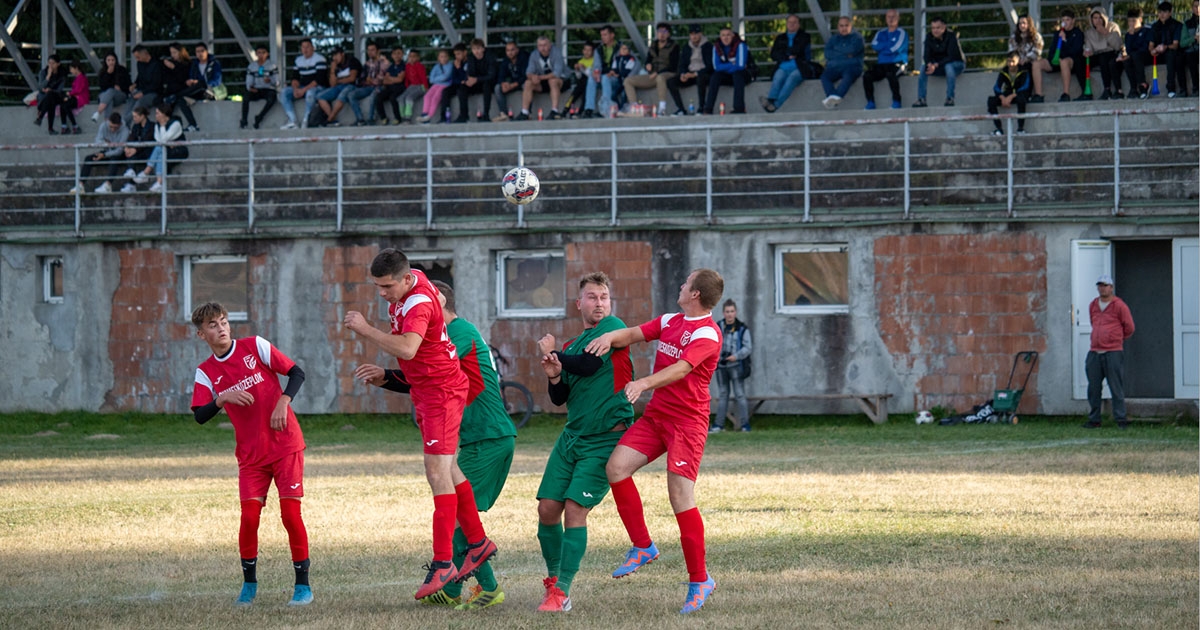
[502,166,540,205]
[915,410,935,425]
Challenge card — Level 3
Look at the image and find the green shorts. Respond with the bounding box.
[458,436,515,512]
[536,429,624,509]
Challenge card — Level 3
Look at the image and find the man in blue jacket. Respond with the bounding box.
[862,9,908,109]
[820,16,865,108]
[704,27,751,114]
[987,50,1032,135]
[761,14,812,112]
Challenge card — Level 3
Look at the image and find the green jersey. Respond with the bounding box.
[561,315,635,436]
[447,317,518,445]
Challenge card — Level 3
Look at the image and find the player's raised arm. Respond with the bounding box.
[343,310,423,360]
[622,360,694,403]
[584,326,644,356]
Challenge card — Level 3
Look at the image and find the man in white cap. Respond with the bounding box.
[1084,274,1135,429]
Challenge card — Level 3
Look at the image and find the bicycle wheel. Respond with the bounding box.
[500,380,534,429]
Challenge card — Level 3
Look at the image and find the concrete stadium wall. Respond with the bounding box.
[2,219,1194,417]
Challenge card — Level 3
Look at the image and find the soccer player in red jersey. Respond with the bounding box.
[584,268,724,614]
[343,248,498,600]
[188,302,313,607]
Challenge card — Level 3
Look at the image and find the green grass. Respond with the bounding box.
[0,412,1196,629]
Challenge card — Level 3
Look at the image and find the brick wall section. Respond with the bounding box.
[490,241,656,412]
[106,248,186,412]
[875,233,1048,414]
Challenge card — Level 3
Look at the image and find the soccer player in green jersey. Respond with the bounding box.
[355,281,516,611]
[533,272,635,612]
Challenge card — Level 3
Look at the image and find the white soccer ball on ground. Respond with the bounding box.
[915,410,935,425]
[502,166,540,205]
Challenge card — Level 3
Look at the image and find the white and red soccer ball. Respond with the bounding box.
[502,167,540,205]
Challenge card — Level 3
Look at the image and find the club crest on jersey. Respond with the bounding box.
[244,355,257,370]
[680,331,693,345]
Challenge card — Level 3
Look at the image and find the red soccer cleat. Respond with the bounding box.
[537,576,572,612]
[414,561,457,600]
[454,536,497,582]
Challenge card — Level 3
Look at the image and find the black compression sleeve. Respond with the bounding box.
[193,401,220,424]
[554,351,604,377]
[282,364,305,400]
[548,378,570,406]
[382,369,412,393]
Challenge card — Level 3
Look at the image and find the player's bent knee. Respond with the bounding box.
[538,498,565,523]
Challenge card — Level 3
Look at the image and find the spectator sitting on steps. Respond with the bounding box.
[914,16,966,107]
[458,38,498,122]
[493,41,528,121]
[188,42,225,102]
[1009,14,1044,72]
[705,27,751,114]
[667,24,712,116]
[68,112,129,194]
[375,48,410,125]
[762,14,813,113]
[1083,8,1125,100]
[339,41,387,126]
[279,38,328,129]
[118,106,156,193]
[611,43,641,111]
[92,52,131,123]
[623,22,680,115]
[129,102,189,194]
[1119,9,1154,98]
[564,41,597,118]
[123,45,161,125]
[1029,9,1085,103]
[987,50,1032,136]
[241,44,278,130]
[862,8,909,110]
[1148,1,1184,98]
[312,47,362,127]
[161,43,202,132]
[518,36,567,120]
[820,16,865,109]
[418,48,453,123]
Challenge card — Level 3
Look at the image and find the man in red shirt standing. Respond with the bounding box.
[1084,273,1136,429]
[343,248,497,600]
[584,268,724,614]
[189,302,313,607]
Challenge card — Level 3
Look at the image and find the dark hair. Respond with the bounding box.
[1006,49,1021,58]
[930,16,947,25]
[1059,9,1075,18]
[330,46,344,55]
[366,40,378,49]
[600,24,616,34]
[722,299,737,309]
[582,40,596,51]
[69,60,84,72]
[691,269,724,310]
[1127,7,1144,18]
[299,38,313,47]
[156,101,174,117]
[470,38,486,48]
[194,42,208,51]
[452,42,468,53]
[47,53,60,63]
[255,43,268,52]
[191,302,227,328]
[168,41,183,52]
[370,248,410,279]
[1157,1,1173,11]
[108,112,123,125]
[656,21,671,31]
[132,44,148,54]
[133,105,150,118]
[431,280,455,313]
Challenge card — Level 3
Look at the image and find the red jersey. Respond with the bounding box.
[388,269,468,400]
[638,313,722,423]
[191,336,305,468]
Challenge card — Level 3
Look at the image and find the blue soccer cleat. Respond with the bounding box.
[288,584,313,606]
[612,542,659,578]
[680,573,716,614]
[235,582,257,606]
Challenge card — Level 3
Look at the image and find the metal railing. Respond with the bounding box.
[0,106,1195,238]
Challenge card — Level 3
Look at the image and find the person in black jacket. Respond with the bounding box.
[161,43,201,131]
[457,38,498,122]
[118,105,157,193]
[124,45,162,124]
[1148,1,1184,97]
[623,23,680,113]
[93,52,132,123]
[666,25,713,115]
[761,14,812,112]
[33,54,67,134]
[987,50,1032,135]
[914,17,965,106]
[493,41,528,120]
[1030,9,1086,102]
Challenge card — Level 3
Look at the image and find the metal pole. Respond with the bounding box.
[611,132,619,226]
[425,136,434,228]
[1112,113,1120,215]
[353,0,365,60]
[903,121,911,219]
[201,0,213,49]
[336,140,344,231]
[131,0,142,47]
[113,0,124,64]
[1005,117,1014,217]
[1029,0,1041,29]
[73,147,81,234]
[41,0,53,59]
[704,128,713,223]
[803,125,811,222]
[247,142,255,230]
[555,0,567,63]
[733,0,745,38]
[914,0,927,73]
[475,0,487,41]
[269,0,282,84]
[159,149,167,235]
[517,135,526,228]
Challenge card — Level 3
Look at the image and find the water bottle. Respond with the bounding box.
[719,102,725,115]
[257,65,264,77]
[444,107,451,123]
[688,100,695,115]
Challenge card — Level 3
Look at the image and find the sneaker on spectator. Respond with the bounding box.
[492,112,509,122]
[828,95,842,108]
[943,98,955,106]
[185,125,199,132]
[1113,90,1125,99]
[1028,94,1044,103]
[72,126,81,134]
[891,100,902,109]
[253,120,261,130]
[301,117,309,129]
[326,119,341,127]
[120,182,137,193]
[708,426,723,434]
[281,121,297,129]
[1167,91,1177,98]
[548,110,563,120]
[864,100,876,110]
[240,120,248,129]
[417,114,432,123]
[476,116,491,122]
[912,98,927,107]
[123,168,136,179]
[992,129,1004,136]
[1016,129,1027,135]
[94,181,112,193]
[133,171,149,185]
[91,111,100,123]
[1058,94,1071,102]
[148,181,163,193]
[514,112,530,121]
[1099,89,1112,100]
[672,109,686,116]
[354,120,369,126]
[1076,93,1092,101]
[67,185,82,195]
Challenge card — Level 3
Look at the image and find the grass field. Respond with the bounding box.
[1,412,1196,629]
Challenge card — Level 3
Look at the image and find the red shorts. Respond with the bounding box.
[413,384,467,455]
[239,450,305,501]
[617,409,708,481]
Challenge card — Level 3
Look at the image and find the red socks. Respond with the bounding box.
[279,499,309,562]
[454,481,486,544]
[609,477,652,548]
[432,493,457,561]
[676,507,707,583]
[239,500,263,559]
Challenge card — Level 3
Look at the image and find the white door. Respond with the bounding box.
[1173,238,1199,399]
[1072,240,1112,400]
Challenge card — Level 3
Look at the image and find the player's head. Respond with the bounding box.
[722,298,737,324]
[680,268,724,310]
[191,302,231,350]
[369,248,415,304]
[431,279,455,314]
[577,272,612,327]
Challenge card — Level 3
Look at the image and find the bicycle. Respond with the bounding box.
[489,344,534,429]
